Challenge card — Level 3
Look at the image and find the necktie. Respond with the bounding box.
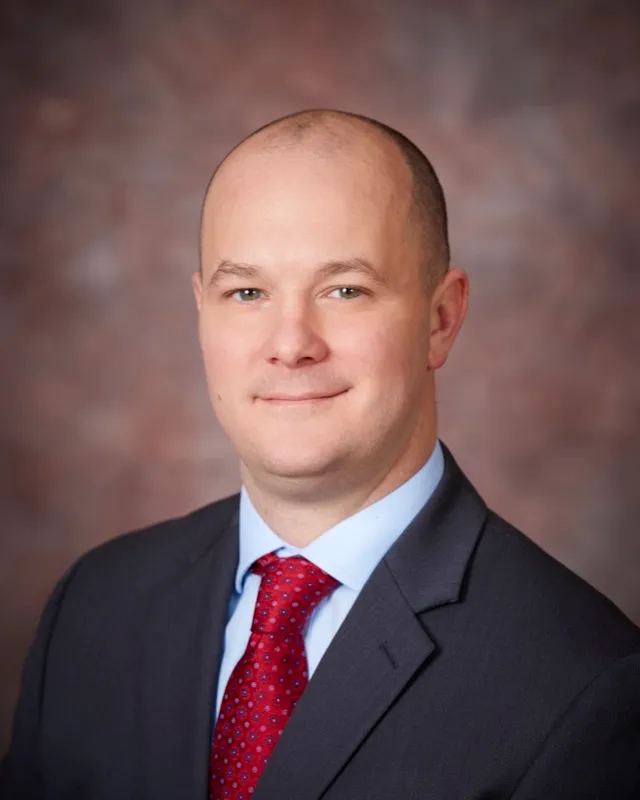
[210,553,340,799]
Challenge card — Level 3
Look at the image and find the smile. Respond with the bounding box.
[257,390,347,403]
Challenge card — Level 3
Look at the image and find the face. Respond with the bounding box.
[195,143,462,497]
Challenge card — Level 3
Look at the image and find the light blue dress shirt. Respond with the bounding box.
[215,440,445,718]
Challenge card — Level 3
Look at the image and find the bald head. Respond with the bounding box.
[202,110,450,288]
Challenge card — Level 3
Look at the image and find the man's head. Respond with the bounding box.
[194,109,468,503]
[201,110,450,289]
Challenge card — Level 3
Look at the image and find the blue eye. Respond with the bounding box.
[232,288,262,302]
[332,287,363,299]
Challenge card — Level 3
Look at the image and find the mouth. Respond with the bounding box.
[257,389,348,403]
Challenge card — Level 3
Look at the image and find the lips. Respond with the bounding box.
[258,389,346,402]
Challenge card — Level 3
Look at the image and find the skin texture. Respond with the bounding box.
[193,112,469,545]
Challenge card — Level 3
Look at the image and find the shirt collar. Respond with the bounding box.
[236,440,445,594]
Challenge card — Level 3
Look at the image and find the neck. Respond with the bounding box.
[240,435,438,547]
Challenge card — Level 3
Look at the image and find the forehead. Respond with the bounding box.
[201,144,414,275]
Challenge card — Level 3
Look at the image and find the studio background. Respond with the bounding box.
[1,0,639,756]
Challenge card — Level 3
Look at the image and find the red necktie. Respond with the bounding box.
[209,553,340,799]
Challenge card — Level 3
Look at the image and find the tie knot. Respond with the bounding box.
[250,554,339,636]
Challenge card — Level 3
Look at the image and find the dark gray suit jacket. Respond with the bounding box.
[2,447,640,799]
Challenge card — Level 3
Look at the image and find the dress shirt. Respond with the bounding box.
[215,440,445,718]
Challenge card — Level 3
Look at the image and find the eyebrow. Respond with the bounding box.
[207,257,387,287]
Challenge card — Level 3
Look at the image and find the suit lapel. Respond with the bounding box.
[254,446,488,800]
[253,560,435,800]
[137,504,240,800]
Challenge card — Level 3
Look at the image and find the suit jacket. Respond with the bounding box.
[2,446,640,799]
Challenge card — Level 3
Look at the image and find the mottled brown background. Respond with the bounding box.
[1,0,639,755]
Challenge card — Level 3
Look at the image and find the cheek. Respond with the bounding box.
[200,322,251,395]
[345,323,430,422]
[333,338,401,419]
[344,324,416,383]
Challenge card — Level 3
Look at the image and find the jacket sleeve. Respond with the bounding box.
[0,565,79,800]
[511,652,640,799]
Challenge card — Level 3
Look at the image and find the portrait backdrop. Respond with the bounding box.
[1,0,639,755]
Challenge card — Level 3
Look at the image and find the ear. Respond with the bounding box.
[427,267,469,370]
[192,270,203,312]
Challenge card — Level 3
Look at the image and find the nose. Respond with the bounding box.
[262,304,329,367]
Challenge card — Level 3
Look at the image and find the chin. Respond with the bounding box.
[251,443,347,481]
[261,457,337,480]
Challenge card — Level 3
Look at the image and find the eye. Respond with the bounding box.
[230,288,263,302]
[329,286,364,300]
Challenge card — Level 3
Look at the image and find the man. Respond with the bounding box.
[2,110,639,799]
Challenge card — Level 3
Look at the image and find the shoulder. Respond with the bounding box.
[469,510,640,660]
[61,492,240,600]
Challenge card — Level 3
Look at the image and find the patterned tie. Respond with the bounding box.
[209,553,340,799]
